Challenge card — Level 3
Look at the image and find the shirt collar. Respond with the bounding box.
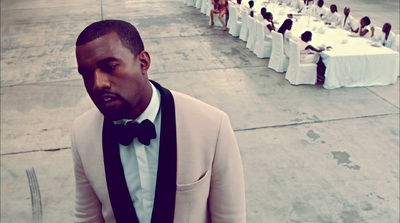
[114,82,161,125]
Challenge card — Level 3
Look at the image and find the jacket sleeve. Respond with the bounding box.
[209,113,246,222]
[71,125,105,223]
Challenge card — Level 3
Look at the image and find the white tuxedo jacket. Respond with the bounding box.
[71,81,246,223]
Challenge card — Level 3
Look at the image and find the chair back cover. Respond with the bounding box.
[246,16,257,51]
[200,0,208,14]
[228,5,242,37]
[196,0,203,8]
[239,10,249,41]
[286,39,299,81]
[285,39,317,85]
[255,20,265,45]
[254,20,272,58]
[268,31,287,72]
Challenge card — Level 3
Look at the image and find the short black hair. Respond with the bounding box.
[362,16,371,26]
[249,0,254,8]
[331,4,337,12]
[301,31,312,42]
[237,0,242,4]
[76,20,144,56]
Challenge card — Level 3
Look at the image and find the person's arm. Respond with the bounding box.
[359,27,369,37]
[351,26,359,33]
[209,113,246,223]
[71,127,105,223]
[267,21,275,31]
[305,45,324,52]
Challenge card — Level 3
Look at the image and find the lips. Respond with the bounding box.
[98,93,119,106]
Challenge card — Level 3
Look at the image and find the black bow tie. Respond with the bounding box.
[112,119,156,146]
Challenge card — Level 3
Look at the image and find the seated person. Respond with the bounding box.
[324,4,340,25]
[371,23,397,50]
[247,0,255,15]
[298,31,331,82]
[298,0,314,13]
[337,7,356,31]
[314,0,328,18]
[210,0,229,30]
[234,0,244,18]
[287,0,304,11]
[351,16,371,38]
[256,7,268,22]
[278,19,294,56]
[263,12,276,36]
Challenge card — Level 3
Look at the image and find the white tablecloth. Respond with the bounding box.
[255,1,400,89]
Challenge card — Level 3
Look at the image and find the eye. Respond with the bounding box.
[102,63,119,73]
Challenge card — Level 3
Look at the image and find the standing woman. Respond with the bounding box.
[210,0,229,30]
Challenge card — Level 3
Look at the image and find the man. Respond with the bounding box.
[337,7,356,31]
[72,20,246,223]
[314,0,328,18]
[371,23,397,50]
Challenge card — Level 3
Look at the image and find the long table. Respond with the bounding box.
[254,1,399,89]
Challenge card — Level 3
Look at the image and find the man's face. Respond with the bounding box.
[344,7,350,16]
[382,24,390,33]
[76,32,151,120]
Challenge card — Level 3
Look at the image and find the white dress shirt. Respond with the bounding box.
[114,83,161,223]
[373,31,397,50]
[338,14,356,31]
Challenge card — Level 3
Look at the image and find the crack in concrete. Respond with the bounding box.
[234,112,399,132]
[0,147,71,156]
[365,87,400,109]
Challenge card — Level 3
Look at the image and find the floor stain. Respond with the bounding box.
[307,130,320,141]
[331,151,351,164]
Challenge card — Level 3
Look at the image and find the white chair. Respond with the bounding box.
[239,10,249,42]
[228,6,242,37]
[254,21,272,58]
[268,31,289,73]
[285,39,317,85]
[206,0,213,17]
[246,16,256,52]
[226,3,233,29]
[200,0,208,14]
[196,0,203,9]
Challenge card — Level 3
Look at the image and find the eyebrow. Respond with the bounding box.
[77,57,121,75]
[97,57,120,66]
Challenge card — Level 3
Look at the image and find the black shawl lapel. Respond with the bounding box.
[150,80,177,223]
[102,80,177,223]
[103,118,140,223]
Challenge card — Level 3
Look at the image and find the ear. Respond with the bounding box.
[138,50,151,74]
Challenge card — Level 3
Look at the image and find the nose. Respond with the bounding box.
[93,68,110,91]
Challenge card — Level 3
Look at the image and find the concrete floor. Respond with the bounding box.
[1,0,399,222]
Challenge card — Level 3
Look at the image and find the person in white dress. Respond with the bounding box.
[371,23,397,50]
[256,7,267,22]
[278,19,295,57]
[263,12,276,37]
[287,0,304,11]
[337,7,356,31]
[298,31,331,82]
[351,16,371,38]
[298,0,313,13]
[324,4,340,25]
